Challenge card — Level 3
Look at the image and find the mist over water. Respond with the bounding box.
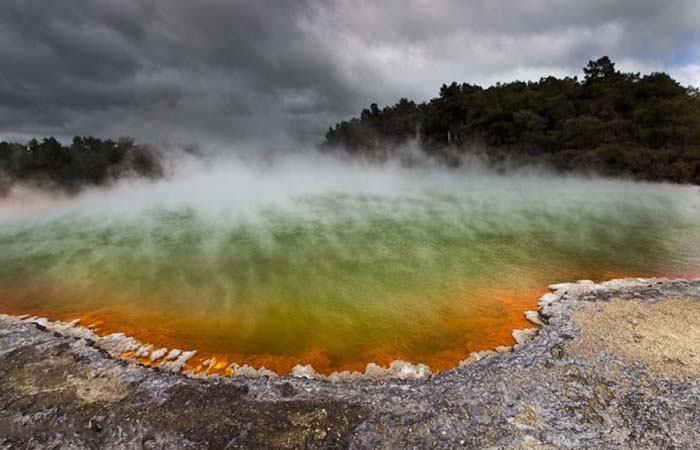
[1,151,699,374]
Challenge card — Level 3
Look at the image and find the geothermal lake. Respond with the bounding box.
[1,157,699,374]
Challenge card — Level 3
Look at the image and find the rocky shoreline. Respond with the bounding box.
[1,277,699,449]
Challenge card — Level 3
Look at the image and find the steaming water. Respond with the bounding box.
[1,155,699,374]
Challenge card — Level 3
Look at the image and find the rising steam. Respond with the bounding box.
[0,147,699,374]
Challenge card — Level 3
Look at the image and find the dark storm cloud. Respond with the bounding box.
[0,0,698,147]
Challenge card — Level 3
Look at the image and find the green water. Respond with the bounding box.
[1,163,698,373]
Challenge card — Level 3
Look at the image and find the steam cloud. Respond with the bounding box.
[1,148,699,372]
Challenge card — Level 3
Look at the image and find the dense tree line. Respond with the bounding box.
[0,136,163,195]
[324,57,700,184]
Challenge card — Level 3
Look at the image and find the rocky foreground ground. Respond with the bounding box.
[1,278,699,449]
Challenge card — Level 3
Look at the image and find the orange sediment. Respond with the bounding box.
[0,283,543,375]
[1,269,697,376]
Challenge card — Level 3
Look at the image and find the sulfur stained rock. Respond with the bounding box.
[512,328,538,345]
[149,347,168,362]
[291,364,319,379]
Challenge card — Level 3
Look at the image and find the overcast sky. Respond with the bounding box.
[1,0,699,149]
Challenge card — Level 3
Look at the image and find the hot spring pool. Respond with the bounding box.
[1,158,699,374]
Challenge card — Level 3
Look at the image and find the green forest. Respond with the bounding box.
[0,136,162,194]
[324,57,700,184]
[2,57,699,194]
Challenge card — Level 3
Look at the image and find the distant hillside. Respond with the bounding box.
[0,137,163,195]
[324,57,700,184]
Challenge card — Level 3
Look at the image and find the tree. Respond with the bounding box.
[583,56,617,83]
[323,56,700,184]
[0,136,163,195]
